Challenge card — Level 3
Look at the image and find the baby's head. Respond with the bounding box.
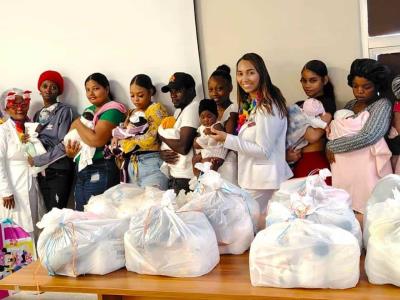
[128,111,147,127]
[334,109,354,120]
[82,110,94,121]
[199,98,218,127]
[302,98,325,117]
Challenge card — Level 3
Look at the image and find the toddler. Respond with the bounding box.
[193,99,227,174]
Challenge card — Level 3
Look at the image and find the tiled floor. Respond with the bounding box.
[5,291,96,299]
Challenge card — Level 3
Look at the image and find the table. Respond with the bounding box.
[0,253,398,300]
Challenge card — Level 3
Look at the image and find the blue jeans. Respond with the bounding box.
[128,152,168,190]
[74,158,119,211]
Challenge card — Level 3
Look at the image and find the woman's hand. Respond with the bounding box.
[3,195,15,210]
[326,149,335,164]
[111,137,119,149]
[286,148,302,163]
[160,150,179,165]
[65,140,81,158]
[27,155,34,167]
[209,127,228,143]
[20,134,30,144]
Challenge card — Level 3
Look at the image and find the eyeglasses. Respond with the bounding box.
[6,100,30,110]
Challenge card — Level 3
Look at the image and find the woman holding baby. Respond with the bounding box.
[286,60,336,182]
[326,58,393,220]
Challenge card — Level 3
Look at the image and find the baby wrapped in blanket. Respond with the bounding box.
[63,109,95,172]
[328,109,392,213]
[287,98,328,150]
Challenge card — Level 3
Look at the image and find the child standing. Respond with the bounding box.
[193,99,227,176]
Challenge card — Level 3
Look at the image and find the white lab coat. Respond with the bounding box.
[0,118,40,233]
[224,104,293,190]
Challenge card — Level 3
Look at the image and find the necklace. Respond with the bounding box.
[236,99,257,133]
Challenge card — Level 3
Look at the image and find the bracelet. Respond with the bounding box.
[394,101,400,113]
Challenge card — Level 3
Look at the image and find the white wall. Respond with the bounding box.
[195,0,362,107]
[0,0,203,116]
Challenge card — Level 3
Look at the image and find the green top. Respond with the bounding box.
[76,105,125,163]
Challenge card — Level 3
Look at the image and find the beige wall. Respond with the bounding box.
[195,0,362,107]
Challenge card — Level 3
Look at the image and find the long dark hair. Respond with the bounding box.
[85,72,114,100]
[237,53,287,117]
[302,60,336,115]
[130,74,156,96]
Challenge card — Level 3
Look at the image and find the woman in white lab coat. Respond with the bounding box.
[210,53,293,230]
[0,89,42,239]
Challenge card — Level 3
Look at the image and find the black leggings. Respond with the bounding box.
[38,167,74,211]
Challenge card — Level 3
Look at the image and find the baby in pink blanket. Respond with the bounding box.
[327,109,392,214]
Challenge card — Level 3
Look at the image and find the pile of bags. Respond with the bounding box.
[37,208,129,277]
[179,163,259,254]
[124,191,220,277]
[250,169,361,289]
[364,174,400,286]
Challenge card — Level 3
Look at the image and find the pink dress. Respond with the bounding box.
[328,110,393,213]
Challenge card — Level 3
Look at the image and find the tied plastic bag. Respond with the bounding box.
[366,174,400,209]
[0,218,36,279]
[267,169,362,247]
[365,217,400,286]
[250,219,360,289]
[180,163,259,254]
[124,190,220,277]
[37,208,129,277]
[364,188,400,247]
[85,184,163,219]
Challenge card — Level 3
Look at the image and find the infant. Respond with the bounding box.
[287,98,327,150]
[63,109,95,172]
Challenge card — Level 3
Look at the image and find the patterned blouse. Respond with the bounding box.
[120,102,169,153]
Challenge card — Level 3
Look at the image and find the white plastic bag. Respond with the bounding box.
[180,163,258,254]
[267,171,362,246]
[366,174,400,209]
[365,217,400,286]
[250,219,360,289]
[124,192,219,277]
[85,184,163,219]
[37,208,129,277]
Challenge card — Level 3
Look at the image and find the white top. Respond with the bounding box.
[220,102,238,124]
[224,104,293,190]
[174,99,200,130]
[166,100,200,179]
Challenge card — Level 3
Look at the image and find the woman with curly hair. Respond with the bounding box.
[326,58,393,222]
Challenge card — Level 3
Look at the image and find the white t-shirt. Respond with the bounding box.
[220,102,238,124]
[169,100,200,179]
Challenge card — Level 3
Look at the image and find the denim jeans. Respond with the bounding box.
[128,152,169,190]
[74,158,119,211]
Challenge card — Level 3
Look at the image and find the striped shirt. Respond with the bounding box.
[326,98,391,153]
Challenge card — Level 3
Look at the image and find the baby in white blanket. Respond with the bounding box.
[287,98,328,150]
[63,109,95,172]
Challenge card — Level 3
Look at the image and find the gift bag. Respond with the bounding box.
[124,191,220,277]
[180,163,259,254]
[267,169,362,247]
[365,217,400,286]
[0,218,36,280]
[37,208,129,277]
[250,219,360,289]
[85,184,163,219]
